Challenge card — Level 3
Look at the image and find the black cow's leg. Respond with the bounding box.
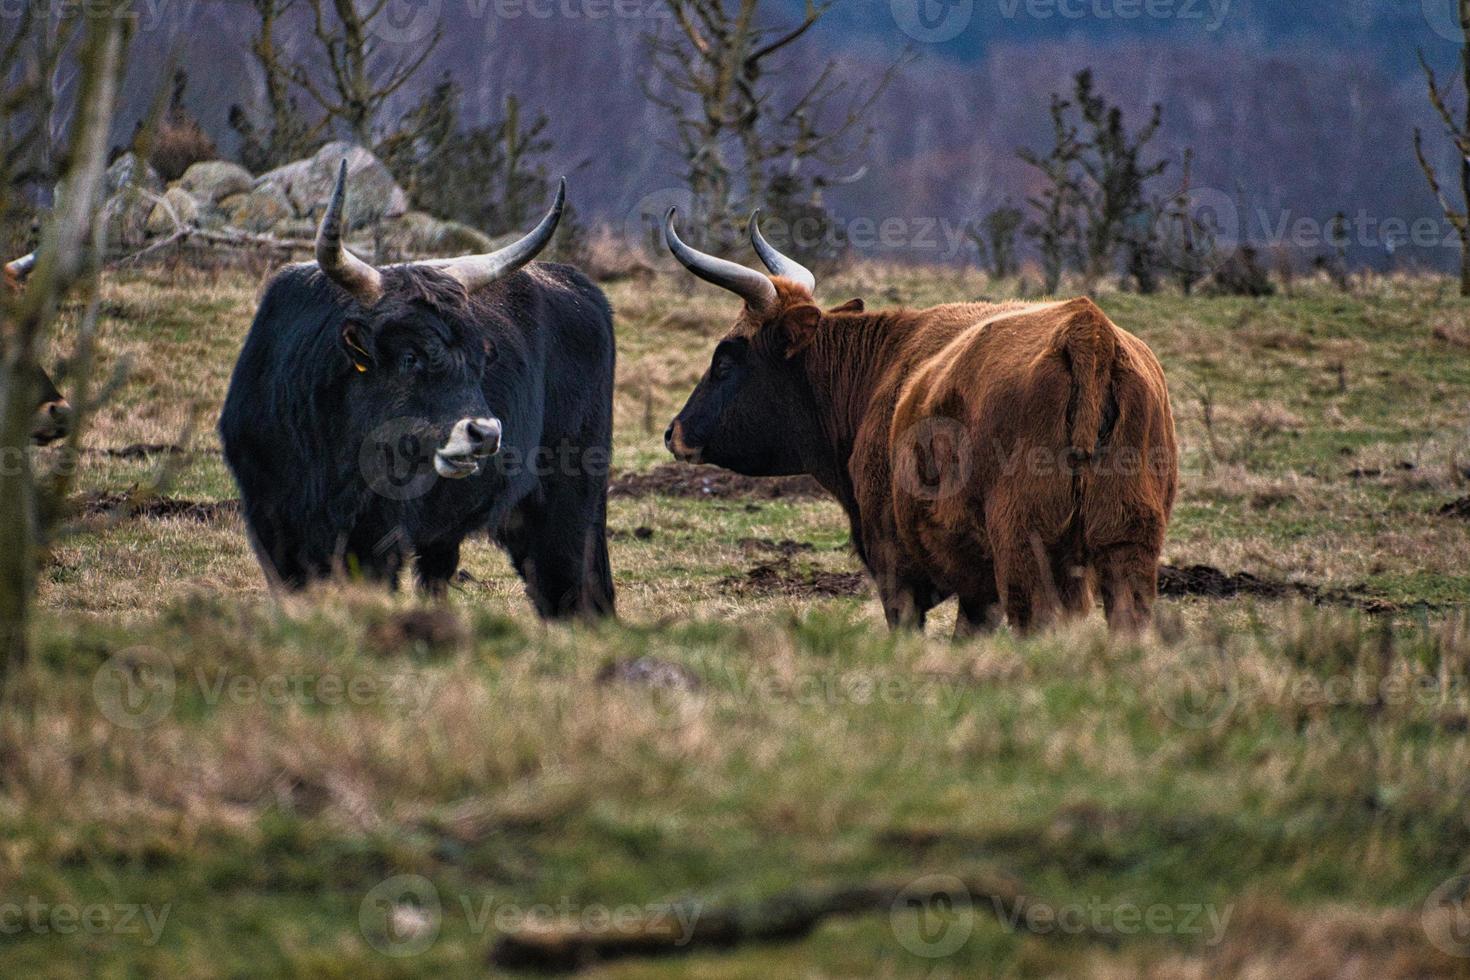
[499,479,615,620]
[416,540,461,597]
[344,518,406,589]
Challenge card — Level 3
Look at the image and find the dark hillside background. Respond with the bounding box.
[110,0,1456,268]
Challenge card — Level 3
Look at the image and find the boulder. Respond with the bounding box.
[221,185,292,233]
[103,189,156,250]
[381,211,495,258]
[104,153,162,197]
[175,160,254,204]
[145,187,202,235]
[256,142,408,228]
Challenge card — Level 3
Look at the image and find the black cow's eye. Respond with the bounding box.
[398,351,419,373]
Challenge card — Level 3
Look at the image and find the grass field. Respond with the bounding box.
[5,260,1470,976]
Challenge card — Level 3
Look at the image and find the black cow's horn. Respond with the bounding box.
[3,251,37,287]
[664,208,778,315]
[749,210,816,294]
[422,178,566,294]
[316,159,384,305]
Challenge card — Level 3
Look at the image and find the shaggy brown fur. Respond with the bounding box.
[686,281,1177,634]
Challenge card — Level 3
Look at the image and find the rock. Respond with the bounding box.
[145,187,202,235]
[380,211,494,257]
[221,185,292,233]
[256,142,408,228]
[253,157,314,216]
[104,153,162,197]
[103,188,155,250]
[175,160,253,204]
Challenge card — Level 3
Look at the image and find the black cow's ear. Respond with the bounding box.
[781,304,822,359]
[341,321,374,373]
[828,298,864,314]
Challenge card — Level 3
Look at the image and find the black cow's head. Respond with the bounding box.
[4,251,73,447]
[663,211,861,477]
[313,162,564,482]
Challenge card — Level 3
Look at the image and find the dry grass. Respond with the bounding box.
[7,262,1470,975]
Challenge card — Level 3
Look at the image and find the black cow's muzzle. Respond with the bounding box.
[433,416,501,479]
[665,420,702,464]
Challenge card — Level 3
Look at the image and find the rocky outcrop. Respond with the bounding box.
[99,145,480,260]
[175,161,254,204]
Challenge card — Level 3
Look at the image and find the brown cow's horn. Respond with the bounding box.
[749,210,816,294]
[422,178,565,294]
[664,208,778,315]
[4,251,37,288]
[316,159,384,306]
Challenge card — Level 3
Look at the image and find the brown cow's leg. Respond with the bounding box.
[1094,544,1159,634]
[991,531,1061,635]
[954,590,1002,639]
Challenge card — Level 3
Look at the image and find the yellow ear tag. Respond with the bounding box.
[355,363,367,373]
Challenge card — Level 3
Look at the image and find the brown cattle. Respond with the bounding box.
[3,250,73,446]
[664,211,1177,634]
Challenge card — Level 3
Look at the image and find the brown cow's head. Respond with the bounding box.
[4,250,73,446]
[663,210,861,476]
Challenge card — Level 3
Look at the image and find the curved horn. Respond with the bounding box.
[316,159,384,306]
[665,208,777,315]
[424,178,566,294]
[3,252,37,290]
[749,210,816,294]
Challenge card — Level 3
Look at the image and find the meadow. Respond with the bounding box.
[5,258,1470,976]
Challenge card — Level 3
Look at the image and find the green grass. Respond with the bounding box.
[6,264,1470,976]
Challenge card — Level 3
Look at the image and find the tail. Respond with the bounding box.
[1046,298,1118,462]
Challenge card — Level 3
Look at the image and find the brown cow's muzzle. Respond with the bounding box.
[32,398,71,446]
[665,420,701,464]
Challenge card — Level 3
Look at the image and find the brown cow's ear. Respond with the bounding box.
[341,321,374,373]
[782,304,822,359]
[828,298,864,314]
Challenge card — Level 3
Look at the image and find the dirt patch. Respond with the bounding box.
[1159,563,1394,612]
[610,464,825,501]
[737,537,815,557]
[719,557,868,599]
[1437,496,1470,520]
[1158,563,1296,601]
[77,491,239,523]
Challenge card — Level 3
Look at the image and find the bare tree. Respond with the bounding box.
[1415,8,1470,296]
[644,0,903,255]
[286,0,443,148]
[230,0,327,171]
[970,202,1024,280]
[0,6,129,695]
[1156,149,1216,296]
[1070,70,1166,292]
[1018,93,1083,295]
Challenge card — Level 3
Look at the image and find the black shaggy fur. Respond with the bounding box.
[219,261,616,618]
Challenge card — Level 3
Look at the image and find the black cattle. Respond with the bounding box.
[219,163,616,617]
[4,251,73,446]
